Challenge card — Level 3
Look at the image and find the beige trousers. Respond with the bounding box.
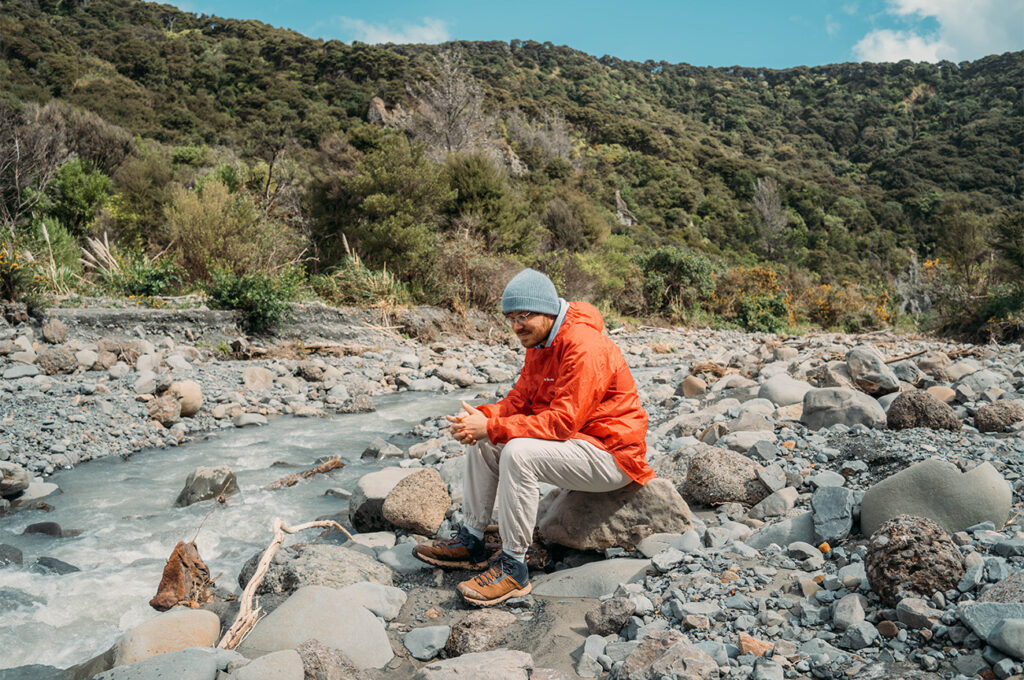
[462,437,633,554]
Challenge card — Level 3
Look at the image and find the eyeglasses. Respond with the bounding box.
[504,312,536,327]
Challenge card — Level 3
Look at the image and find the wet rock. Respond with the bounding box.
[585,597,636,635]
[381,468,450,536]
[538,478,692,550]
[886,391,961,431]
[445,609,516,655]
[23,522,69,538]
[682,447,769,506]
[411,650,534,680]
[168,380,203,417]
[0,461,30,498]
[859,458,1011,535]
[405,626,451,661]
[41,318,66,344]
[232,413,266,427]
[0,544,23,567]
[617,630,718,680]
[360,436,404,460]
[237,543,393,595]
[238,585,393,669]
[865,515,965,607]
[112,608,220,667]
[175,466,238,507]
[33,557,80,575]
[36,346,76,375]
[147,395,181,427]
[975,401,1024,432]
[149,541,213,611]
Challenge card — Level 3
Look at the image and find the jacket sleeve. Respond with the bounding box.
[485,335,612,443]
[477,363,530,418]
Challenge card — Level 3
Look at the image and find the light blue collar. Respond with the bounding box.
[541,298,569,348]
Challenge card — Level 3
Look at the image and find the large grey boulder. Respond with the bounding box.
[682,447,770,506]
[237,543,393,595]
[801,388,886,430]
[175,466,238,507]
[757,374,812,406]
[381,468,450,536]
[532,559,651,598]
[958,369,1006,394]
[537,479,692,550]
[860,458,1011,536]
[0,461,30,499]
[349,468,419,532]
[650,442,718,491]
[238,585,393,669]
[846,346,899,395]
[412,650,534,680]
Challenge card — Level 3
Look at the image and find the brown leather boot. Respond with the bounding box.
[413,527,491,570]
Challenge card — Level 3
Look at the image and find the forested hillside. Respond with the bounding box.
[2,0,1022,336]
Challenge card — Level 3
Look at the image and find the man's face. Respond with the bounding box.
[506,311,555,348]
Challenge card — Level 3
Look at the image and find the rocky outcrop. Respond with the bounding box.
[865,515,965,607]
[537,478,692,550]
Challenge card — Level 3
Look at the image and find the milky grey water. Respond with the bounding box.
[0,390,469,670]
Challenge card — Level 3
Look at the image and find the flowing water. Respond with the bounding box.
[0,390,471,670]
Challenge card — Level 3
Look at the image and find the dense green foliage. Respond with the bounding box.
[1,0,1021,336]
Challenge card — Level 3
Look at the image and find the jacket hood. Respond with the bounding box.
[564,301,605,333]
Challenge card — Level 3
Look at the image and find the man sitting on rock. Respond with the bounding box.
[414,268,655,606]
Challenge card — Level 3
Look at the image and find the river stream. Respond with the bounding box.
[0,390,470,670]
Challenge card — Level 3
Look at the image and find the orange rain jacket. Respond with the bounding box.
[479,301,655,485]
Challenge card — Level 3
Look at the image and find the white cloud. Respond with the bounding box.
[335,17,450,45]
[853,0,1024,62]
[826,15,841,38]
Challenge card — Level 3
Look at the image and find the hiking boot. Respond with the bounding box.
[457,552,531,606]
[413,526,489,570]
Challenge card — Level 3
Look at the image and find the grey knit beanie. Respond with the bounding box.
[501,268,560,315]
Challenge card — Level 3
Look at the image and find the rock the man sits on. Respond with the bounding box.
[414,267,655,606]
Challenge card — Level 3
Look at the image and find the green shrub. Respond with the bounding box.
[736,293,789,333]
[311,251,409,308]
[0,240,46,309]
[110,253,184,297]
[637,246,716,313]
[46,158,112,235]
[206,267,303,333]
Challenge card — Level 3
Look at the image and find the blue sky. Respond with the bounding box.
[167,0,1024,68]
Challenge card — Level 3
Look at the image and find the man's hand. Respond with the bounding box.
[445,401,490,445]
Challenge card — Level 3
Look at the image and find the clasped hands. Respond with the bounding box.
[447,401,489,446]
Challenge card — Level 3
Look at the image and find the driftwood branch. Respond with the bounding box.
[217,517,356,650]
[883,349,927,364]
[263,456,344,490]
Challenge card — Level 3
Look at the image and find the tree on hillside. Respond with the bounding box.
[751,176,788,258]
[992,207,1024,281]
[0,101,69,242]
[936,196,993,293]
[407,50,492,157]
